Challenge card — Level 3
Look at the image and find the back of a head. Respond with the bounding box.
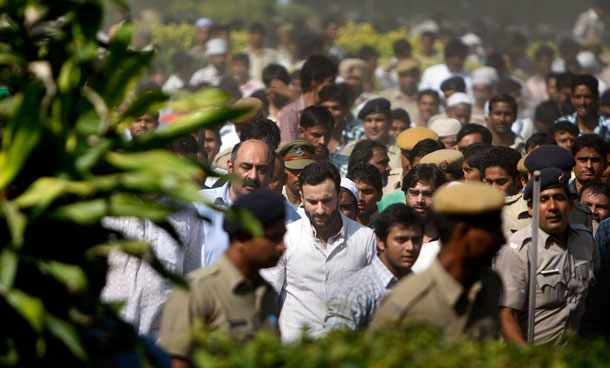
[457,124,492,144]
[318,84,349,108]
[240,118,281,150]
[299,160,341,192]
[223,189,285,238]
[375,203,424,241]
[402,163,448,193]
[408,138,445,164]
[480,146,522,179]
[300,105,334,130]
[348,163,383,193]
[300,55,338,92]
[347,140,386,174]
[525,132,556,152]
[572,134,608,158]
[262,64,290,87]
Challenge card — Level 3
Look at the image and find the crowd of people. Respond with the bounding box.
[99,2,610,366]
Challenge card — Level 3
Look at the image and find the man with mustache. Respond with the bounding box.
[495,168,595,343]
[402,164,447,273]
[570,134,608,198]
[188,139,274,271]
[261,161,376,341]
[486,94,525,153]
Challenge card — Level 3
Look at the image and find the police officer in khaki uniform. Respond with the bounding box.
[159,190,286,366]
[370,182,506,340]
[419,149,465,182]
[495,168,596,344]
[276,140,316,208]
[502,145,595,241]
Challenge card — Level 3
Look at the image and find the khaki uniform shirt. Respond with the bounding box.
[379,88,421,124]
[501,193,596,242]
[383,167,403,195]
[159,254,278,359]
[370,259,501,340]
[494,224,595,343]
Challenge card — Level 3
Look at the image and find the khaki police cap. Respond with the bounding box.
[397,127,439,150]
[231,97,263,123]
[276,140,316,170]
[420,149,464,172]
[517,154,528,174]
[396,58,419,74]
[433,181,506,215]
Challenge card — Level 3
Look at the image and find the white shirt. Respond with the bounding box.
[189,65,229,87]
[418,63,473,98]
[162,74,185,94]
[261,212,376,341]
[411,240,440,273]
[218,122,240,153]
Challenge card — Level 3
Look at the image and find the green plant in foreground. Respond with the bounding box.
[0,0,249,365]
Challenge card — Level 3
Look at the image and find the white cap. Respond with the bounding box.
[472,66,499,86]
[428,118,462,138]
[577,51,597,70]
[195,18,213,29]
[340,178,359,202]
[205,38,228,57]
[447,92,473,108]
[461,32,482,47]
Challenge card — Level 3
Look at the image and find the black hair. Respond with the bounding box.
[299,160,341,193]
[408,138,444,165]
[358,45,380,60]
[602,89,610,107]
[248,22,265,34]
[417,89,440,104]
[300,54,338,92]
[401,163,447,193]
[421,31,436,39]
[347,140,387,174]
[545,72,560,84]
[262,64,290,86]
[572,74,600,100]
[556,72,576,91]
[300,105,334,130]
[375,203,425,242]
[525,133,556,152]
[444,38,468,58]
[231,53,250,65]
[572,134,608,162]
[318,85,349,108]
[322,15,340,29]
[497,79,522,95]
[534,100,561,127]
[170,51,193,72]
[391,108,411,124]
[534,45,555,61]
[551,121,580,137]
[441,76,466,93]
[480,146,522,179]
[488,94,518,116]
[393,39,412,57]
[336,82,356,107]
[463,143,491,173]
[240,118,281,149]
[249,89,270,115]
[579,181,610,201]
[296,32,326,60]
[348,163,383,193]
[434,211,502,245]
[456,124,492,145]
[166,135,199,157]
[486,52,506,74]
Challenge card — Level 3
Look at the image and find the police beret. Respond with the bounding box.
[357,98,392,120]
[523,145,575,172]
[223,189,286,234]
[420,149,464,172]
[276,140,316,170]
[433,182,505,215]
[523,167,569,200]
[397,127,439,150]
[396,58,419,74]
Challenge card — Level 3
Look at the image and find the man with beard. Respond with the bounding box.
[555,74,610,141]
[495,168,595,343]
[371,182,506,340]
[402,164,447,272]
[189,140,274,270]
[261,161,376,341]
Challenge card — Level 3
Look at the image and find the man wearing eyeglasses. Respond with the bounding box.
[402,164,448,272]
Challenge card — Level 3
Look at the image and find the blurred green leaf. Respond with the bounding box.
[86,240,150,258]
[37,261,88,293]
[13,177,96,209]
[44,314,88,361]
[0,249,18,288]
[105,150,203,179]
[74,138,113,173]
[50,198,106,225]
[57,59,80,93]
[1,199,26,248]
[6,289,44,333]
[121,88,168,119]
[228,208,263,238]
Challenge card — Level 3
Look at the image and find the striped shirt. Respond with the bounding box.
[555,112,610,141]
[324,256,400,330]
[279,94,307,143]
